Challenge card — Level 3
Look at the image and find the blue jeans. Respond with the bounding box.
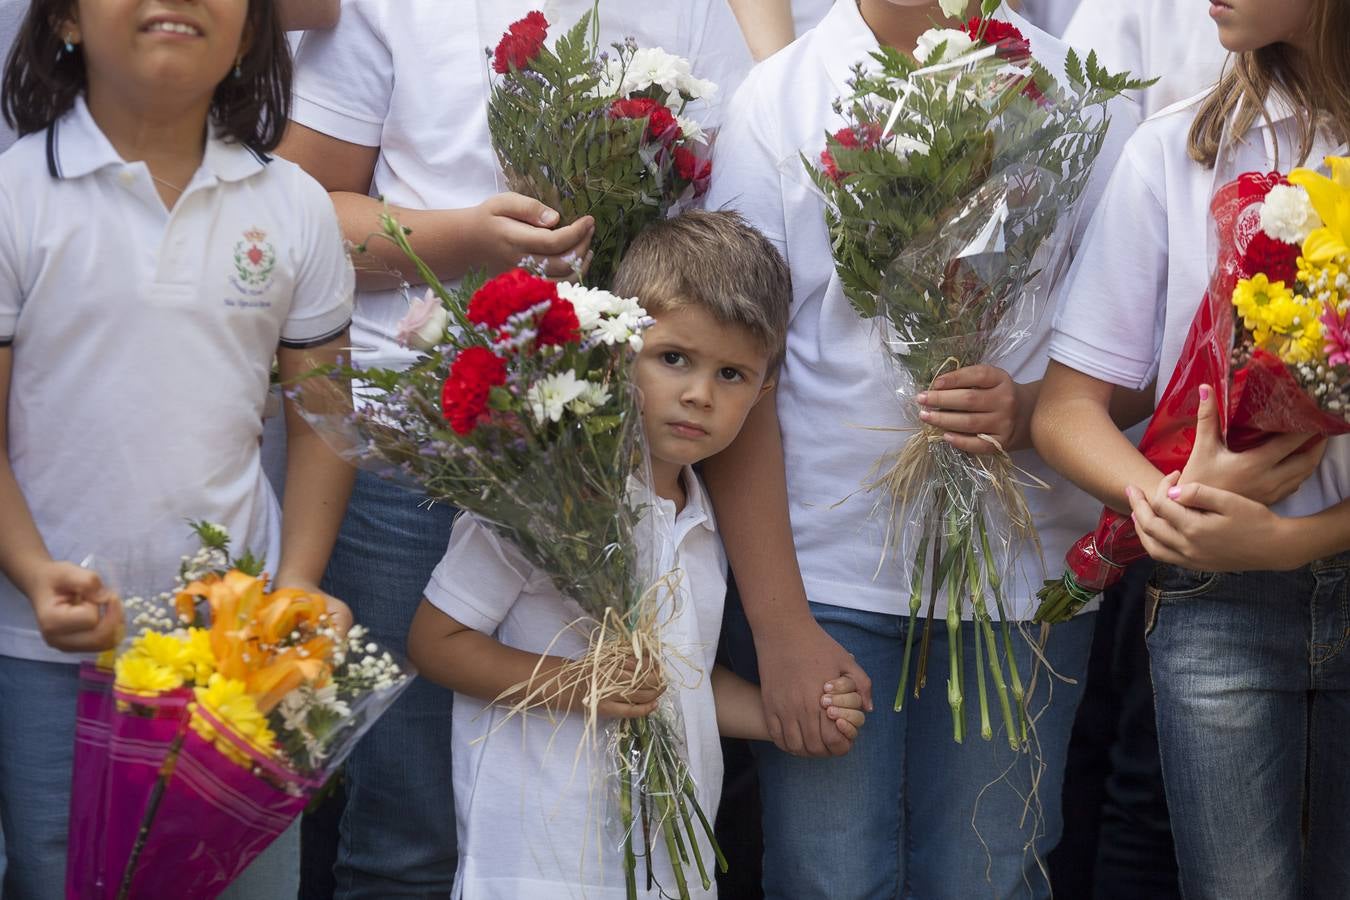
[1146,560,1350,900]
[0,656,297,899]
[726,600,1095,900]
[322,470,459,899]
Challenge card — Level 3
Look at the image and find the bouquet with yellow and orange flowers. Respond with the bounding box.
[65,523,410,900]
[1037,157,1350,621]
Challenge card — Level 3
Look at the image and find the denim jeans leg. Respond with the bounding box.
[904,613,1095,900]
[1305,559,1350,899]
[326,471,459,899]
[1146,566,1309,900]
[737,601,906,900]
[221,817,300,899]
[0,656,79,900]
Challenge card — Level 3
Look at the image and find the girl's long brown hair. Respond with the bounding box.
[1188,0,1350,169]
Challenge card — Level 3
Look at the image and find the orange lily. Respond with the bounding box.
[1289,156,1350,264]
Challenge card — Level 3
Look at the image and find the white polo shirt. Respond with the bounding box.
[1050,96,1350,520]
[1062,0,1228,118]
[0,97,354,664]
[704,0,1139,619]
[425,469,725,899]
[291,0,753,376]
[1017,0,1080,37]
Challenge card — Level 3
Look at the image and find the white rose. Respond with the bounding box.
[913,28,976,65]
[1260,184,1321,245]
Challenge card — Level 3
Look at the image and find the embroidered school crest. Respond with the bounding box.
[233,227,277,288]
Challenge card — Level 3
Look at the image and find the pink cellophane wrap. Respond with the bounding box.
[1060,171,1350,594]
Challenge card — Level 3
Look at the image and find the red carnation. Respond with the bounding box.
[536,297,581,346]
[492,11,549,74]
[820,124,883,184]
[609,97,680,144]
[442,346,508,435]
[673,146,712,191]
[966,17,1031,61]
[468,269,559,330]
[1242,231,1301,285]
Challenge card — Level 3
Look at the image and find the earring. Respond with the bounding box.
[63,35,75,54]
[233,56,242,78]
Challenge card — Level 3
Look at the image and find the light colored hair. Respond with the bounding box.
[614,209,792,374]
[1188,0,1350,169]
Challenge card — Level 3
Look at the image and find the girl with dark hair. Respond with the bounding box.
[0,2,355,897]
[1035,0,1350,896]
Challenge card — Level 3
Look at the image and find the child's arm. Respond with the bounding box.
[1034,364,1324,515]
[274,335,356,630]
[702,391,872,760]
[408,599,664,719]
[725,0,796,61]
[0,348,122,651]
[278,0,339,31]
[276,128,594,290]
[713,667,866,743]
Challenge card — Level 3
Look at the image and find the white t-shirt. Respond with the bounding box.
[703,0,1138,619]
[1062,0,1229,118]
[424,470,726,900]
[1017,0,1080,37]
[291,0,752,375]
[0,97,354,664]
[1051,96,1350,519]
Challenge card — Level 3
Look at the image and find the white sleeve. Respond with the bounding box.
[424,515,534,633]
[290,0,392,147]
[1049,138,1169,391]
[685,1,754,131]
[280,169,354,347]
[0,182,18,345]
[703,76,788,253]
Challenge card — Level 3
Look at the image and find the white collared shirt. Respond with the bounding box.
[1062,0,1229,118]
[290,0,752,376]
[1051,96,1350,519]
[703,0,1138,619]
[424,468,726,899]
[0,97,354,663]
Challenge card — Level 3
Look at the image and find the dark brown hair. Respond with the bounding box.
[1189,0,1350,169]
[2,0,292,152]
[614,209,792,376]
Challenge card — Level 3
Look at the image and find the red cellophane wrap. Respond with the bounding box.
[1041,171,1350,614]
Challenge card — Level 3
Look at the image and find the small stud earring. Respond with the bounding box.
[63,35,75,54]
[233,57,243,78]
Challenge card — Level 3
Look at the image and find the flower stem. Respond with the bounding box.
[619,728,638,900]
[946,536,965,743]
[117,727,187,900]
[896,532,931,710]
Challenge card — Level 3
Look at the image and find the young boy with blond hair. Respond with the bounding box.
[407,210,865,899]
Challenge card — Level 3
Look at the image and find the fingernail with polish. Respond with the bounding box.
[1168,486,1182,500]
[1199,385,1210,402]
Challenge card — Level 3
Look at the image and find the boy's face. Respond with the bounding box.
[635,305,773,480]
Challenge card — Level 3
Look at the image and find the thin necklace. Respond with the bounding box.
[149,172,187,194]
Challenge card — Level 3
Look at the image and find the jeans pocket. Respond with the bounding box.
[1145,565,1223,638]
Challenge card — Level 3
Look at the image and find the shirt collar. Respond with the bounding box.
[46,95,269,183]
[817,0,883,98]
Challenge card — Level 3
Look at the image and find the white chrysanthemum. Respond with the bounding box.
[555,281,608,331]
[623,47,690,95]
[594,316,642,347]
[568,382,613,416]
[913,28,976,65]
[676,114,707,144]
[1260,184,1321,245]
[679,74,717,101]
[527,370,589,423]
[938,0,967,16]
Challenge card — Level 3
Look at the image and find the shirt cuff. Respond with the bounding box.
[291,93,384,148]
[1047,331,1157,392]
[424,574,500,635]
[280,301,353,348]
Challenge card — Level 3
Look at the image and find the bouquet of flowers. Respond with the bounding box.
[1036,158,1350,621]
[299,216,722,899]
[807,2,1146,744]
[486,8,715,288]
[65,523,410,900]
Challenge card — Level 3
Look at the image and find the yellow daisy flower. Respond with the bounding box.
[115,655,183,696]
